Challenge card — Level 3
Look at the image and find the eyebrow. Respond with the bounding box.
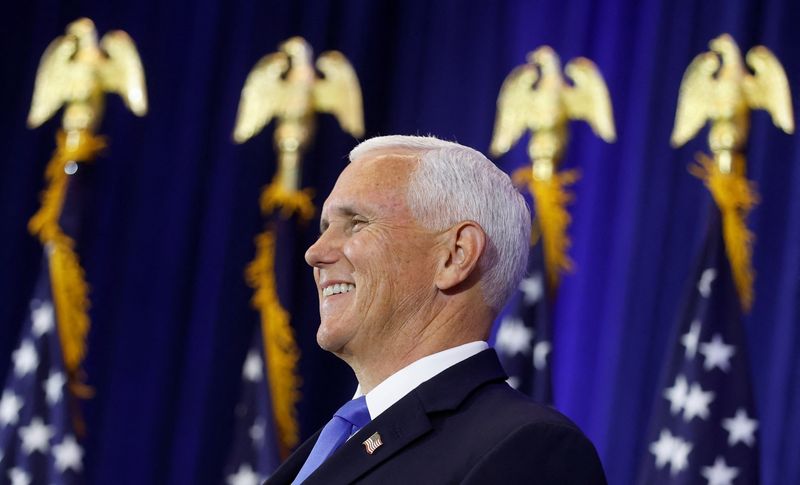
[319,205,360,233]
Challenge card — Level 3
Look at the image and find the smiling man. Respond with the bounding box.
[266,136,607,485]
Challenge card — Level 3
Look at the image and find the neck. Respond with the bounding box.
[341,296,492,394]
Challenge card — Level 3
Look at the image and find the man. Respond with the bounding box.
[267,135,607,484]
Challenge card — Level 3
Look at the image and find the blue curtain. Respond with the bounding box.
[1,1,798,484]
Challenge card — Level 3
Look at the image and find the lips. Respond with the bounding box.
[322,283,356,297]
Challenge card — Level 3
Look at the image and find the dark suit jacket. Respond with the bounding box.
[266,349,607,484]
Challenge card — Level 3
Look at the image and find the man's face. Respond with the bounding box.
[305,154,440,358]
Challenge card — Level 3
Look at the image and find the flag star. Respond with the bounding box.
[519,274,543,305]
[12,340,39,377]
[18,417,54,454]
[663,375,689,415]
[669,438,693,475]
[52,435,84,472]
[249,418,265,446]
[700,334,736,372]
[495,316,533,356]
[649,429,693,475]
[681,320,702,360]
[8,468,31,485]
[31,301,54,337]
[44,371,66,405]
[722,408,758,447]
[0,391,24,426]
[697,268,717,298]
[701,456,740,485]
[227,463,261,485]
[682,383,715,421]
[533,340,551,370]
[242,351,263,382]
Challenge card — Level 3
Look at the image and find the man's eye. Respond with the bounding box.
[352,217,368,229]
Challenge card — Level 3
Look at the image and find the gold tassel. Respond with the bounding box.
[689,153,757,312]
[27,130,104,435]
[513,166,579,291]
[28,130,105,392]
[260,179,315,222]
[245,229,301,458]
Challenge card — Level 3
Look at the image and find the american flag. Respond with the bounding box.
[0,254,84,485]
[222,329,281,485]
[638,212,760,485]
[493,241,553,403]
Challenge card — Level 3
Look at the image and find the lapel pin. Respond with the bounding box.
[362,432,383,455]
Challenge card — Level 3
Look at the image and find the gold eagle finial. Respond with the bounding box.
[233,36,364,213]
[28,17,147,132]
[672,33,794,157]
[671,33,794,312]
[491,45,615,177]
[490,46,615,291]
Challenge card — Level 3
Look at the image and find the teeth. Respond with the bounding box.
[323,283,355,297]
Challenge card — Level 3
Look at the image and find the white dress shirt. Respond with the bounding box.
[354,341,489,419]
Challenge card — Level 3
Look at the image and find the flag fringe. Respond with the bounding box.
[245,229,301,458]
[513,166,579,291]
[28,130,105,396]
[260,178,315,222]
[690,153,757,312]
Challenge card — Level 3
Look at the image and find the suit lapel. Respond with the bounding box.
[300,349,508,484]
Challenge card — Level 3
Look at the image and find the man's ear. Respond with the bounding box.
[434,221,486,291]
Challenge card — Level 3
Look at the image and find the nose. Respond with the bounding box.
[305,227,339,268]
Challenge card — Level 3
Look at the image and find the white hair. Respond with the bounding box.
[349,135,530,311]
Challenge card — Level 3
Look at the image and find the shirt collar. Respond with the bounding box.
[353,341,489,419]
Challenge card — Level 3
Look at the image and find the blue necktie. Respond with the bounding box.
[292,396,371,484]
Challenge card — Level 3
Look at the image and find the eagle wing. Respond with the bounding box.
[671,51,719,147]
[27,35,79,128]
[563,57,616,142]
[489,63,539,157]
[233,52,289,143]
[100,30,148,116]
[313,51,364,138]
[744,46,794,134]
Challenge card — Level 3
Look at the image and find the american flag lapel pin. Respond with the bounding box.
[362,432,383,454]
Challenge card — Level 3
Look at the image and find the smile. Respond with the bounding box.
[322,283,355,297]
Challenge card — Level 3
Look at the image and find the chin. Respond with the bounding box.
[316,324,346,353]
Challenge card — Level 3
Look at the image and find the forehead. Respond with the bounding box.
[321,152,417,219]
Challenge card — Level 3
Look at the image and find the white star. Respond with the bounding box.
[670,438,693,475]
[31,301,54,337]
[722,408,758,447]
[698,268,717,298]
[18,417,54,454]
[701,456,740,485]
[0,391,23,426]
[12,340,38,377]
[44,371,66,405]
[700,334,736,372]
[519,274,544,305]
[227,463,261,485]
[683,383,715,421]
[8,468,31,485]
[506,376,521,389]
[681,320,702,360]
[663,375,689,415]
[53,435,84,471]
[533,341,551,370]
[242,351,263,382]
[649,428,693,475]
[495,316,533,356]
[249,418,265,446]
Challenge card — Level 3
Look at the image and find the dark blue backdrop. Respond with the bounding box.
[1,1,798,484]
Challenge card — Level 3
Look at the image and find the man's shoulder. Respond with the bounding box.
[457,379,583,436]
